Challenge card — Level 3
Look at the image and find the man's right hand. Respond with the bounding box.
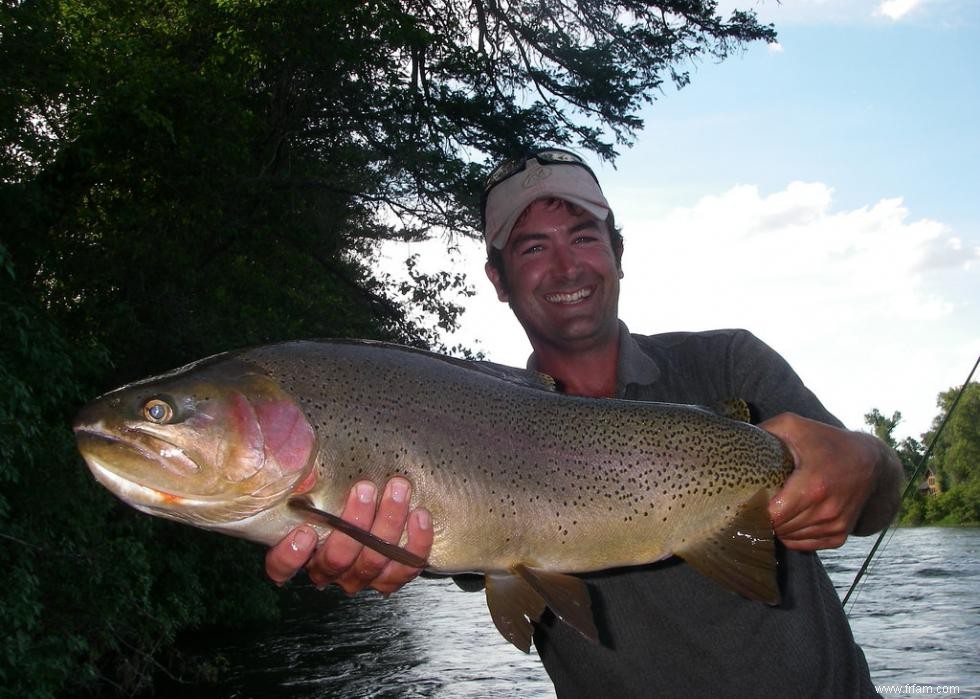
[265,477,433,596]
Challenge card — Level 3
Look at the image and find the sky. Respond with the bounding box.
[384,0,979,442]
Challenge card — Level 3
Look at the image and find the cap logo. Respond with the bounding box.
[521,160,551,189]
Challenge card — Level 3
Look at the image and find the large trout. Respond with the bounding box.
[74,339,794,651]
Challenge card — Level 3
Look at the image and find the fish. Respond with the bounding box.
[73,339,794,652]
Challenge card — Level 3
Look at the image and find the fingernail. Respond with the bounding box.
[390,478,409,503]
[416,509,431,530]
[290,528,316,552]
[356,482,376,504]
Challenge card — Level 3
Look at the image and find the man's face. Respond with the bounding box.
[485,198,623,354]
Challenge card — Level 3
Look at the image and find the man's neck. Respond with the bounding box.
[532,335,620,398]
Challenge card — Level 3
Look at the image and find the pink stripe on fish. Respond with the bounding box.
[253,399,316,477]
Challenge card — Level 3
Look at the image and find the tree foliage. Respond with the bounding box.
[866,382,980,527]
[925,382,980,489]
[0,0,775,695]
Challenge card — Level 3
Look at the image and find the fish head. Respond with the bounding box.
[73,354,317,530]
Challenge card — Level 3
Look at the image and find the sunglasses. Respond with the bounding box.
[480,148,600,226]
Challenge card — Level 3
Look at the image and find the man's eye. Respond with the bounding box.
[521,245,543,255]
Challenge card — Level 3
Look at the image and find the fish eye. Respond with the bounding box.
[143,399,174,424]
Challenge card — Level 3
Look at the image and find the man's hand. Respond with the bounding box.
[264,477,433,596]
[762,413,903,552]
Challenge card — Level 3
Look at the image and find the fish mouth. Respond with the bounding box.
[75,428,298,522]
[74,426,202,479]
[75,428,205,503]
[544,286,594,305]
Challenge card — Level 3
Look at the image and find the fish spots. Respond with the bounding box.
[239,340,789,568]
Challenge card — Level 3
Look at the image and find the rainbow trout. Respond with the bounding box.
[74,340,794,651]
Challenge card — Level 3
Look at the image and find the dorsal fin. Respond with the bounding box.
[713,398,752,423]
[326,338,559,392]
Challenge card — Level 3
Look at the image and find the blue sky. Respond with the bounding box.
[386,0,979,441]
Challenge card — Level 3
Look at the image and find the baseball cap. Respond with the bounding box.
[481,149,610,250]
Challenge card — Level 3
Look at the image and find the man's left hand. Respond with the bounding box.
[761,413,900,551]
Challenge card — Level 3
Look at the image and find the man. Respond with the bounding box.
[266,148,903,696]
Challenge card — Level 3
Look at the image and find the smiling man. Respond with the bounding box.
[266,147,903,697]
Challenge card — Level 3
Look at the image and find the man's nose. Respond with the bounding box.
[551,244,581,278]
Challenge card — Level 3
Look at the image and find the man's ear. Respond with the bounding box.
[485,260,509,302]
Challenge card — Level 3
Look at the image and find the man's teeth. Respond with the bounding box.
[546,288,593,304]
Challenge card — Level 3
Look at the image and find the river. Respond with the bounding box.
[170,527,979,698]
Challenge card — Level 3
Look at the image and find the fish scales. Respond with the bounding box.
[74,339,794,651]
[239,341,789,573]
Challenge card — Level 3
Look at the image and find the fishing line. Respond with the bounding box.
[842,353,979,611]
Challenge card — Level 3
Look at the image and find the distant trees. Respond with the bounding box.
[865,382,980,526]
[0,1,775,695]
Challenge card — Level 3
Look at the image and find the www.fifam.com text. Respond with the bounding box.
[875,684,961,695]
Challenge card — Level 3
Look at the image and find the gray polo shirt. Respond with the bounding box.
[529,323,879,698]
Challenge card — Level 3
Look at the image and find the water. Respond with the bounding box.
[172,528,979,698]
[823,527,980,697]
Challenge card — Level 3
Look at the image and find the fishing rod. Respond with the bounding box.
[842,353,980,609]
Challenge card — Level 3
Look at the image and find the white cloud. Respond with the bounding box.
[717,0,968,26]
[619,182,966,326]
[767,42,784,54]
[877,0,923,20]
[612,180,977,436]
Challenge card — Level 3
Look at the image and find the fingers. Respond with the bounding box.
[370,508,433,596]
[305,477,433,596]
[331,478,412,593]
[306,480,380,589]
[769,465,847,546]
[265,525,318,585]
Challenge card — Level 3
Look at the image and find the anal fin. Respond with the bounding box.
[484,573,547,653]
[675,488,780,605]
[484,566,599,652]
[513,564,598,644]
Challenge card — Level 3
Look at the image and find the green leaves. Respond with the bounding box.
[869,382,980,526]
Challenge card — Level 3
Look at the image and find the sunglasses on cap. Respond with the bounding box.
[480,148,600,225]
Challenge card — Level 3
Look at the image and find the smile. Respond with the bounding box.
[545,287,593,304]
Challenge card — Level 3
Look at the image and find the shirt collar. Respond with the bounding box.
[524,320,661,396]
[614,320,660,396]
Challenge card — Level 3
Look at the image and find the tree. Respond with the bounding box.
[924,382,980,490]
[1,1,776,695]
[869,382,980,527]
[863,408,922,481]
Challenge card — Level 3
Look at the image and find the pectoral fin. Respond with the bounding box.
[674,488,780,605]
[287,496,428,569]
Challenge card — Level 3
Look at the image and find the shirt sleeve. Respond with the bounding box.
[727,330,844,428]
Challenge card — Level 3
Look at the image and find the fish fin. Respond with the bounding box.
[713,398,752,423]
[513,564,598,645]
[674,488,780,605]
[286,497,428,569]
[484,572,546,653]
[335,339,559,392]
[470,362,558,392]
